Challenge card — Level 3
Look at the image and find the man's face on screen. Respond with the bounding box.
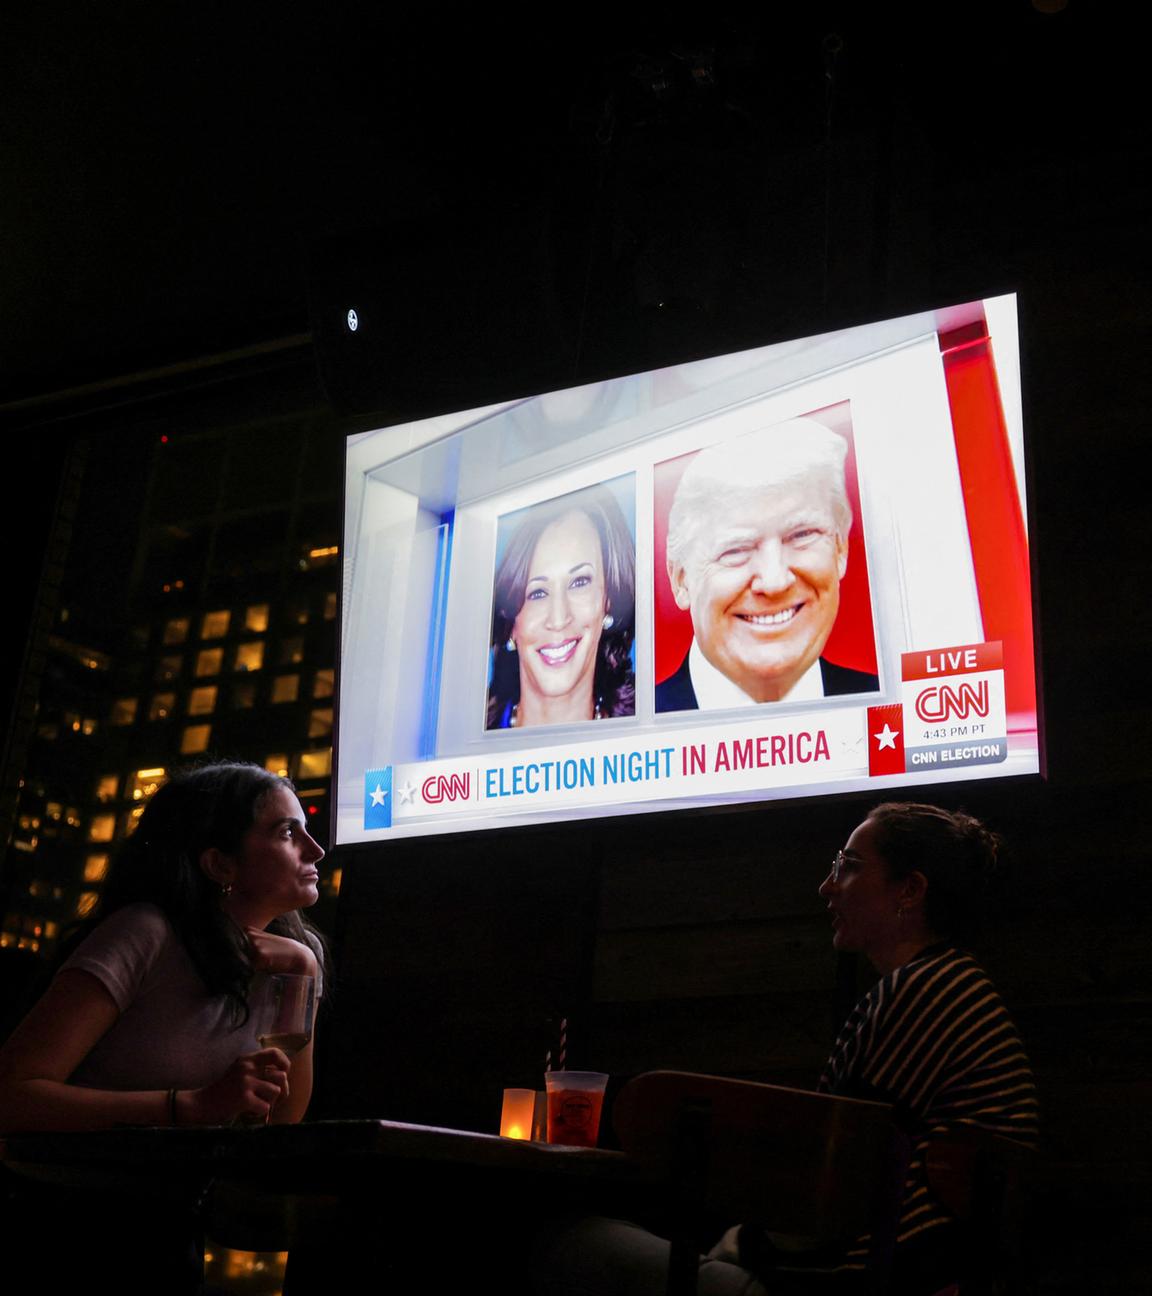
[670,475,847,702]
[512,510,608,717]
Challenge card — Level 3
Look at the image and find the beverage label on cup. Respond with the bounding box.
[554,1093,594,1133]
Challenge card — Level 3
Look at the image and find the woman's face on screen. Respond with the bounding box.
[511,510,608,721]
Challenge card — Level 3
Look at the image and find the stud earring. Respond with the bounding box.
[602,614,615,631]
[506,637,517,653]
[221,884,233,897]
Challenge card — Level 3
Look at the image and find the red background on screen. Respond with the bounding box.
[651,402,879,685]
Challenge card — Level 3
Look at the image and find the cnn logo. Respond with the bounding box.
[914,681,989,724]
[421,773,471,804]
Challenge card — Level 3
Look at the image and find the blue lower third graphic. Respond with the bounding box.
[364,767,393,829]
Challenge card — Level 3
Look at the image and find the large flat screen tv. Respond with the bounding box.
[335,294,1040,845]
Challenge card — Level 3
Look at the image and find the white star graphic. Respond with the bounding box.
[397,781,417,805]
[369,783,388,807]
[875,724,899,751]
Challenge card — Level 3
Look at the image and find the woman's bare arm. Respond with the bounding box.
[0,969,166,1131]
[0,970,289,1132]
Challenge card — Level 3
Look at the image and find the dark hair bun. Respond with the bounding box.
[950,809,1003,883]
[865,802,1003,943]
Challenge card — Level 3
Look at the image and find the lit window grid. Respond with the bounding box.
[196,648,224,677]
[271,675,300,704]
[200,609,231,639]
[245,604,270,633]
[181,724,212,755]
[296,749,332,779]
[234,642,265,673]
[130,768,167,801]
[188,685,218,715]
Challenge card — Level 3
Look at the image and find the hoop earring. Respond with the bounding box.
[602,614,615,631]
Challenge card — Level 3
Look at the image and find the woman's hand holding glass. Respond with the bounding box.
[178,1046,291,1125]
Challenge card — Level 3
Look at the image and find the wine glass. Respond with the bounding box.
[257,972,316,1058]
[236,973,315,1126]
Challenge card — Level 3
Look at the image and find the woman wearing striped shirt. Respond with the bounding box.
[790,802,1036,1289]
[537,802,1037,1294]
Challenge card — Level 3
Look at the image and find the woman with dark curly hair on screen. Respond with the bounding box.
[487,483,636,729]
[0,761,330,1292]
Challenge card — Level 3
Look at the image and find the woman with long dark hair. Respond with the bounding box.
[0,761,329,1131]
[487,484,635,729]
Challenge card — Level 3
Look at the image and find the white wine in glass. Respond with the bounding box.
[257,1029,312,1056]
[257,974,315,1057]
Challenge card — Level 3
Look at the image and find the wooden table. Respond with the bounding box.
[3,1120,657,1291]
[3,1117,643,1192]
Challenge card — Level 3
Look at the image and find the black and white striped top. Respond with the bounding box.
[819,944,1038,1267]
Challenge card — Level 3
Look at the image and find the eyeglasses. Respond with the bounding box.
[829,850,851,883]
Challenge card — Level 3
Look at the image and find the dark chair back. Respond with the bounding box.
[613,1070,907,1296]
[924,1126,1037,1296]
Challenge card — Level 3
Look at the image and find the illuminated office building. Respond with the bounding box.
[1,359,345,959]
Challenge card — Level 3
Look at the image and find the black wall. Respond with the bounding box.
[314,16,1152,1291]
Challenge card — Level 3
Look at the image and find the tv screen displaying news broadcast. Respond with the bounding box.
[335,294,1040,845]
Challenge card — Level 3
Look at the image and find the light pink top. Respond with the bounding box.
[61,903,318,1093]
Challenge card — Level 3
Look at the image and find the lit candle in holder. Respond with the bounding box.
[500,1088,536,1140]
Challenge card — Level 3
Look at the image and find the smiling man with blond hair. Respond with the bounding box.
[656,417,878,712]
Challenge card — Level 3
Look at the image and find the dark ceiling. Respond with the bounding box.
[3,5,1150,775]
[5,6,1139,406]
